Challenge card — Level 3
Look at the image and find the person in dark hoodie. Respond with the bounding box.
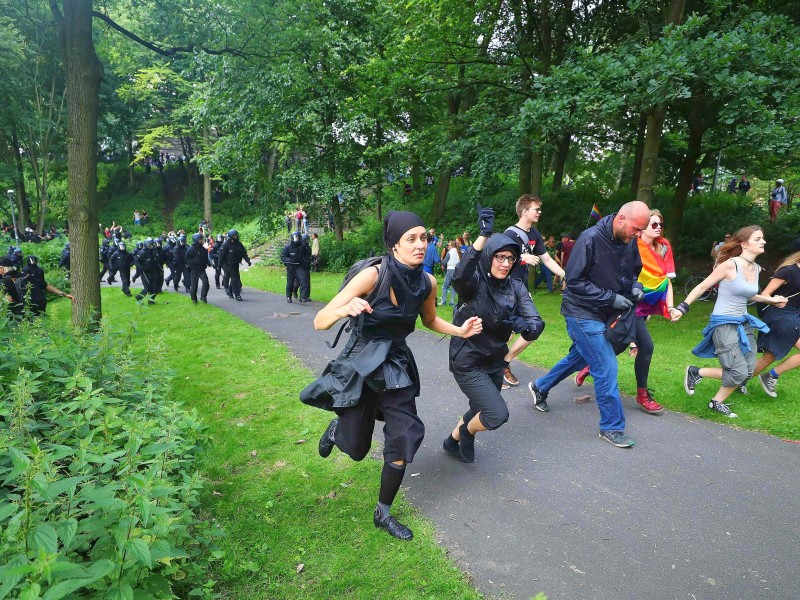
[185,232,210,303]
[443,207,545,463]
[528,201,650,449]
[302,210,483,542]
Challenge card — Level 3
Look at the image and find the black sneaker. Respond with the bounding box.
[759,372,778,398]
[709,400,738,418]
[287,296,293,303]
[599,430,635,448]
[684,366,702,395]
[318,419,338,458]
[458,423,475,463]
[235,295,243,301]
[442,436,469,463]
[528,382,550,412]
[373,509,413,541]
[737,384,748,395]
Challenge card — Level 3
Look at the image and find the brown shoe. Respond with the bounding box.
[503,367,519,386]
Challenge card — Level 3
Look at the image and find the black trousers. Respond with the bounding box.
[285,264,298,297]
[190,268,210,301]
[119,269,131,294]
[183,264,191,290]
[297,266,310,300]
[172,263,185,290]
[334,385,424,464]
[452,367,509,431]
[153,266,164,292]
[227,264,242,295]
[107,267,117,282]
[213,264,222,287]
[221,264,230,292]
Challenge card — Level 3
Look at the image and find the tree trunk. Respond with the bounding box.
[266,147,277,181]
[531,151,544,197]
[636,104,666,205]
[518,145,532,195]
[552,133,571,191]
[668,125,704,244]
[127,136,136,187]
[615,144,630,191]
[11,127,30,229]
[630,112,647,196]
[433,166,451,220]
[36,162,48,234]
[203,128,212,229]
[61,0,104,328]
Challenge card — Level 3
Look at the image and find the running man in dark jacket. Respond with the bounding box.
[218,229,250,301]
[185,233,210,303]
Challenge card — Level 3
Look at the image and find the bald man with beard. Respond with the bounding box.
[527,201,651,448]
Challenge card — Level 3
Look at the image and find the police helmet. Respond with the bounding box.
[228,229,239,240]
[216,234,224,243]
[291,231,301,244]
[777,179,784,184]
[102,239,109,246]
[64,242,70,249]
[178,234,186,245]
[192,233,204,244]
[27,256,38,267]
[118,242,126,251]
[136,241,143,250]
[13,247,22,255]
[145,238,155,249]
[301,233,309,241]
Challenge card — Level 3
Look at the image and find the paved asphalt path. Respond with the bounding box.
[114,271,800,599]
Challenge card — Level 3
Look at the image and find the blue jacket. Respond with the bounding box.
[423,242,440,273]
[691,313,769,359]
[561,214,643,322]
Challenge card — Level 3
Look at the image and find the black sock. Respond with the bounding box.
[378,462,406,510]
[444,434,458,448]
[459,423,475,462]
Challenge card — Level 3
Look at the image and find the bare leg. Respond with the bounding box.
[451,413,488,440]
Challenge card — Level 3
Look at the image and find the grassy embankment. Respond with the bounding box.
[50,292,486,600]
[242,265,800,440]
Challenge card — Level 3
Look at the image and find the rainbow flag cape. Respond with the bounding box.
[590,204,602,220]
[636,239,674,318]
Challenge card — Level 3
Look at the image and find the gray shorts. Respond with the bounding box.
[712,323,756,387]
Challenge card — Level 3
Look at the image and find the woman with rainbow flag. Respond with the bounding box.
[574,209,678,414]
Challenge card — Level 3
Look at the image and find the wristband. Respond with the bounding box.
[676,301,690,314]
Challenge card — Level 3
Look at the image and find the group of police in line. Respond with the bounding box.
[280,231,313,303]
[96,229,251,303]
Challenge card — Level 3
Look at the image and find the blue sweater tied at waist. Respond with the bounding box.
[692,313,769,359]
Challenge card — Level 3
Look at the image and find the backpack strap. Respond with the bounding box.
[326,264,386,350]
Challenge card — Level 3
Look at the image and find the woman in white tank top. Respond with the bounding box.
[673,226,787,418]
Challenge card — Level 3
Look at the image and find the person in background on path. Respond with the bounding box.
[769,179,788,223]
[501,195,565,389]
[281,231,302,303]
[219,229,250,301]
[134,210,141,226]
[711,233,732,259]
[574,209,677,414]
[422,232,440,275]
[311,233,320,272]
[301,212,309,234]
[738,175,751,195]
[691,173,705,194]
[742,251,800,398]
[109,242,134,297]
[462,231,472,249]
[185,232,211,304]
[557,231,576,291]
[677,226,787,418]
[440,240,461,306]
[285,212,292,234]
[443,209,544,463]
[528,201,651,448]
[727,177,738,194]
[303,210,482,541]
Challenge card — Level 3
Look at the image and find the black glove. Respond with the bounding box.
[521,318,545,342]
[503,315,529,334]
[630,287,644,303]
[613,294,633,310]
[476,204,494,237]
[247,260,252,266]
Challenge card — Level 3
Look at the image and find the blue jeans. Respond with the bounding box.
[535,316,626,432]
[534,264,553,292]
[441,269,457,305]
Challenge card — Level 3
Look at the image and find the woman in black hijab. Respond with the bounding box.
[306,210,483,541]
[444,207,545,463]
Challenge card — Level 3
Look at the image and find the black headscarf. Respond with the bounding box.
[383,211,427,311]
[383,210,425,249]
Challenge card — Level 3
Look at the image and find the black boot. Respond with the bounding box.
[458,423,476,463]
[442,435,469,462]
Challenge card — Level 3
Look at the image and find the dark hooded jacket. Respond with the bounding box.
[561,214,643,322]
[449,233,544,372]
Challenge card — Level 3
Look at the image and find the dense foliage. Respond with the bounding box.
[0,317,220,598]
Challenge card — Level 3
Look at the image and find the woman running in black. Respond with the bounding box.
[443,207,545,462]
[303,210,482,540]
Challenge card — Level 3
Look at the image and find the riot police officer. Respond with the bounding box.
[218,229,250,301]
[134,238,160,303]
[281,231,302,303]
[172,234,188,291]
[110,242,134,296]
[185,232,210,303]
[210,233,224,289]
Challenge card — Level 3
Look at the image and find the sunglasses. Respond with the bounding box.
[650,222,663,229]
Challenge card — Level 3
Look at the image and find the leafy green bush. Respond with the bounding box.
[0,316,221,599]
[319,218,386,271]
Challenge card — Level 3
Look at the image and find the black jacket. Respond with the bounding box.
[561,214,643,322]
[110,249,134,271]
[219,240,250,267]
[172,244,187,266]
[281,241,302,266]
[185,243,210,270]
[450,234,544,372]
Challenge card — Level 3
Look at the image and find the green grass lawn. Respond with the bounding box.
[51,291,483,600]
[243,264,800,440]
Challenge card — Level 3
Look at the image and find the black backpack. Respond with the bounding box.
[327,256,391,348]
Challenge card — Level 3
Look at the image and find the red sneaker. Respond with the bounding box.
[575,366,590,387]
[636,388,664,414]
